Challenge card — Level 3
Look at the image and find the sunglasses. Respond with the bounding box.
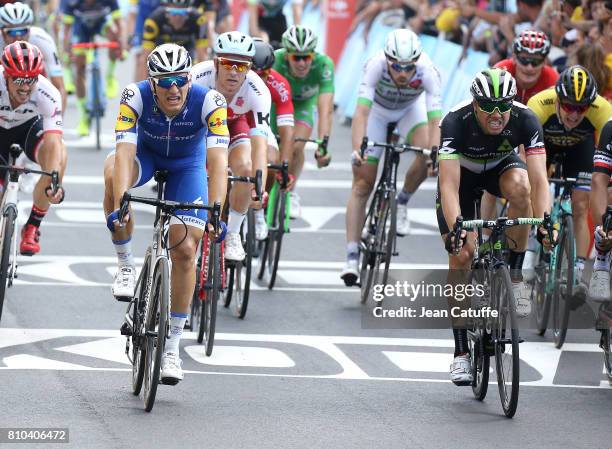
[218,57,251,73]
[388,61,416,72]
[11,76,37,86]
[288,53,313,63]
[559,101,589,113]
[516,55,545,67]
[166,7,189,15]
[4,27,29,38]
[476,100,513,114]
[152,74,189,89]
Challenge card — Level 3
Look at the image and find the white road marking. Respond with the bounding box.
[383,351,450,373]
[185,345,295,368]
[2,354,90,370]
[56,337,130,365]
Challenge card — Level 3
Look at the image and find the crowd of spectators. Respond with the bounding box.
[348,0,612,100]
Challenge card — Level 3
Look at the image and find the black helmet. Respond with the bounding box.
[555,65,598,106]
[252,38,275,71]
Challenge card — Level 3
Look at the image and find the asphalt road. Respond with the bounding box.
[0,55,611,449]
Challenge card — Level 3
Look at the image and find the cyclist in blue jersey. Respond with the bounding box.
[102,43,229,384]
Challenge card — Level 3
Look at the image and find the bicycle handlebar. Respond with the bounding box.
[548,177,591,187]
[359,137,433,159]
[294,136,329,157]
[268,160,289,189]
[72,41,119,49]
[228,168,263,201]
[118,192,221,223]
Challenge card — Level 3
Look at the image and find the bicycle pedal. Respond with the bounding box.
[120,322,132,336]
[518,337,525,343]
[160,377,180,386]
[392,252,399,256]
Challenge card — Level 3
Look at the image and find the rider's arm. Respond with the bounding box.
[50,76,67,115]
[351,103,370,152]
[424,65,443,149]
[247,0,261,38]
[113,142,137,210]
[292,0,303,25]
[521,108,550,218]
[203,90,230,208]
[278,125,294,164]
[438,114,462,231]
[317,55,335,140]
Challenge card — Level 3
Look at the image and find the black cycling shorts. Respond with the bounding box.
[0,116,44,165]
[546,136,594,184]
[259,13,287,48]
[436,152,527,235]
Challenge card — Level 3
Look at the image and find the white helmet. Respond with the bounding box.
[147,43,192,77]
[214,32,255,58]
[0,2,33,28]
[384,29,421,63]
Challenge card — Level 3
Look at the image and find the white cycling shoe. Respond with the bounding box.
[450,354,473,386]
[340,258,359,286]
[161,352,183,385]
[289,192,301,219]
[112,266,136,301]
[512,281,532,318]
[396,203,410,236]
[224,233,245,262]
[589,270,611,301]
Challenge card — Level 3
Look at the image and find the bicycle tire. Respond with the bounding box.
[552,219,574,349]
[360,190,382,304]
[143,257,169,412]
[258,183,279,282]
[197,237,208,343]
[533,247,551,336]
[223,256,234,308]
[234,209,254,318]
[0,207,15,324]
[382,194,396,285]
[602,329,612,386]
[203,238,220,356]
[493,266,520,418]
[370,194,391,291]
[188,261,201,332]
[468,328,490,401]
[267,191,286,290]
[131,251,151,396]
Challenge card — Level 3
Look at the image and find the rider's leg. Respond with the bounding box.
[105,21,120,98]
[74,50,89,135]
[226,140,252,260]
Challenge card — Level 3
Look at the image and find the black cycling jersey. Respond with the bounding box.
[594,119,612,178]
[142,6,208,53]
[438,99,545,174]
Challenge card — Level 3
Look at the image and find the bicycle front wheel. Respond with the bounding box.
[267,190,287,290]
[533,248,551,336]
[234,209,254,318]
[552,219,574,349]
[468,328,490,401]
[143,257,169,412]
[0,207,15,324]
[203,238,220,356]
[131,251,151,396]
[492,266,520,418]
[602,329,612,385]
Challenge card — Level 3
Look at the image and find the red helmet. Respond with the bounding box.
[1,41,43,78]
[513,30,551,57]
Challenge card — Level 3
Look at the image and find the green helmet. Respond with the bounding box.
[281,25,317,54]
[470,67,517,102]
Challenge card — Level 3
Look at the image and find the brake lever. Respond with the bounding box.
[117,192,131,223]
[360,136,368,159]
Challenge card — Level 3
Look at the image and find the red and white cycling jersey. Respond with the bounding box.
[0,66,63,133]
[0,27,63,79]
[190,60,271,139]
[265,68,293,127]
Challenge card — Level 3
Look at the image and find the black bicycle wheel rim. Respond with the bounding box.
[268,191,286,290]
[235,209,254,318]
[602,329,612,385]
[0,208,15,324]
[132,252,151,395]
[468,328,490,400]
[382,194,396,285]
[553,221,573,349]
[144,257,169,412]
[197,242,207,343]
[533,248,551,336]
[371,195,390,290]
[223,263,234,308]
[204,240,219,356]
[493,266,520,418]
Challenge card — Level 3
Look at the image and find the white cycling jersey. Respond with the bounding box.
[190,60,272,140]
[0,27,63,78]
[0,66,63,132]
[357,50,442,114]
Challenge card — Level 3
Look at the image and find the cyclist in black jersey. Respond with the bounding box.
[136,0,209,81]
[437,68,551,385]
[589,118,612,300]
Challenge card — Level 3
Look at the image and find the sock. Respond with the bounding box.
[113,238,134,267]
[256,208,264,221]
[593,250,611,271]
[347,241,359,260]
[77,97,87,116]
[164,312,187,355]
[508,250,526,282]
[396,188,413,206]
[107,58,116,78]
[453,329,469,357]
[26,205,47,228]
[575,257,585,271]
[227,208,246,233]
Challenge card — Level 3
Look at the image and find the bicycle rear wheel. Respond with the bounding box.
[468,328,490,401]
[382,194,396,285]
[234,209,254,318]
[370,194,392,291]
[360,191,382,304]
[533,248,551,336]
[188,255,201,332]
[602,329,612,385]
[131,251,151,396]
[0,207,15,324]
[552,220,574,349]
[143,257,169,412]
[267,191,286,290]
[493,266,520,418]
[203,238,220,356]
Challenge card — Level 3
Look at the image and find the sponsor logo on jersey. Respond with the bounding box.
[213,92,226,107]
[496,139,513,153]
[409,79,422,89]
[121,88,135,103]
[115,103,137,132]
[268,78,289,103]
[235,97,244,107]
[208,107,229,136]
[542,98,554,105]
